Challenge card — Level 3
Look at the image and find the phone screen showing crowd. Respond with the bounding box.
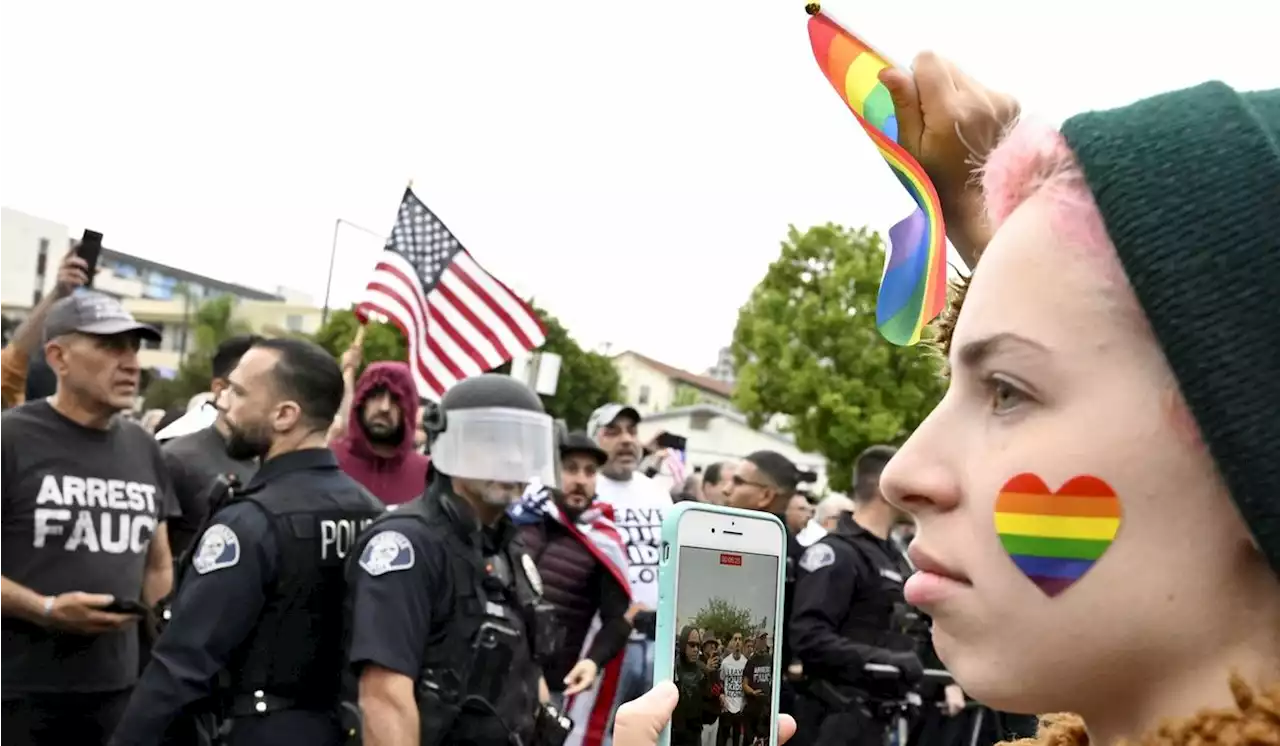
[671,547,779,746]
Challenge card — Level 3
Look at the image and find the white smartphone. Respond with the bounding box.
[654,503,788,746]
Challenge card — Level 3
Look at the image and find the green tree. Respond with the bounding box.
[731,223,947,493]
[312,308,408,373]
[671,385,701,408]
[497,305,622,430]
[688,597,755,646]
[143,294,253,411]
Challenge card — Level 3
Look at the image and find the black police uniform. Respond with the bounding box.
[788,513,921,746]
[345,477,555,746]
[109,449,384,746]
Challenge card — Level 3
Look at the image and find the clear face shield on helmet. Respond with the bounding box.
[430,406,557,507]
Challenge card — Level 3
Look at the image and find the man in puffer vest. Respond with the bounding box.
[512,431,637,746]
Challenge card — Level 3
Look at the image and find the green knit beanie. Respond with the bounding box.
[1061,82,1280,578]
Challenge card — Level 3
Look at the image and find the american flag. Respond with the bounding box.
[357,188,546,400]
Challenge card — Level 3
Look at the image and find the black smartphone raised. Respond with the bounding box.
[100,598,148,616]
[77,229,104,286]
[656,431,687,452]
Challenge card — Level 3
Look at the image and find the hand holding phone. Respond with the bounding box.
[99,598,149,617]
[75,230,104,288]
[654,504,788,746]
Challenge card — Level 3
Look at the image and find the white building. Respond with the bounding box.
[704,345,736,385]
[1,207,323,369]
[636,404,829,493]
[1,208,71,314]
[611,350,735,417]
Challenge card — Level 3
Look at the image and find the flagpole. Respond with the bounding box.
[321,218,386,326]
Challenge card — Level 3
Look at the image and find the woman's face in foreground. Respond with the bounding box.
[881,194,1271,715]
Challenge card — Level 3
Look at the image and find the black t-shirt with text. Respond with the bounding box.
[744,651,773,705]
[1,400,178,695]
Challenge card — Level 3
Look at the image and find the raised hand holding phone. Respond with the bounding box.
[652,503,788,746]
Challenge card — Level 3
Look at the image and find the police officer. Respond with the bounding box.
[345,374,563,746]
[723,450,810,717]
[788,445,923,746]
[109,338,385,746]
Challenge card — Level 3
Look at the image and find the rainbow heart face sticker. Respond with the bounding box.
[994,474,1123,597]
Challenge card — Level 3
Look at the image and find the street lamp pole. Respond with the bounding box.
[321,218,385,326]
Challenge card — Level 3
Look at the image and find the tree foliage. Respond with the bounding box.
[312,308,408,375]
[688,597,757,645]
[731,223,947,493]
[143,295,253,411]
[671,385,701,409]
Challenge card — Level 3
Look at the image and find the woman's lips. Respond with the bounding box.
[905,545,972,607]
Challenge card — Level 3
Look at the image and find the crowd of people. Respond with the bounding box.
[4,41,1279,746]
[671,628,774,746]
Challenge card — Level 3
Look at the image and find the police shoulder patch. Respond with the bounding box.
[799,542,835,573]
[520,553,543,595]
[359,530,415,576]
[193,524,241,575]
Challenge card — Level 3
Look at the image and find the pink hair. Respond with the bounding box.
[979,117,1113,258]
[978,118,1204,446]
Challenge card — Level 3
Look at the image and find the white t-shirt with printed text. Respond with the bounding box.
[718,653,748,714]
[595,471,672,638]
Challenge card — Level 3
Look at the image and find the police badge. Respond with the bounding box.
[520,553,544,596]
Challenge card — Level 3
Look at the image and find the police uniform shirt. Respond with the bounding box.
[161,425,257,557]
[109,449,379,746]
[789,514,912,682]
[0,399,179,697]
[346,485,541,739]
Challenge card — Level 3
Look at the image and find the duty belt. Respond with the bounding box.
[228,690,298,717]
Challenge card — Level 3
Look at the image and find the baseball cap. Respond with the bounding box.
[587,403,641,439]
[43,291,161,344]
[560,430,608,466]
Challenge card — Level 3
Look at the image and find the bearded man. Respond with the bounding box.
[330,362,429,506]
[511,431,635,746]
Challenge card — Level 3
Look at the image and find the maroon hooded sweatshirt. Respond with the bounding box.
[331,361,429,505]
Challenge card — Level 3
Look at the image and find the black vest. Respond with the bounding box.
[226,452,384,707]
[371,487,545,745]
[827,517,916,653]
[519,519,597,685]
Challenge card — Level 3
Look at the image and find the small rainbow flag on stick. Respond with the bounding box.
[805,3,948,346]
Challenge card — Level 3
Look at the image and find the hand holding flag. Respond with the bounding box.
[804,3,948,347]
[358,187,546,400]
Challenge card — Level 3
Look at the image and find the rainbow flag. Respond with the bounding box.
[994,474,1122,597]
[805,4,948,346]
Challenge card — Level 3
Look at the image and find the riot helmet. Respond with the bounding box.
[427,375,556,502]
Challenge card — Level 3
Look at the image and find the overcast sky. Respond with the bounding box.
[676,547,778,632]
[3,1,1274,372]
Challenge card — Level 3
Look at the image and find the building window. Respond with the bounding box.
[286,314,304,332]
[638,385,651,406]
[112,262,138,278]
[144,323,165,350]
[690,412,712,431]
[35,238,50,276]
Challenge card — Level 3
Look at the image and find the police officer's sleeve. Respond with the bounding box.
[347,520,441,679]
[789,540,886,679]
[109,502,278,746]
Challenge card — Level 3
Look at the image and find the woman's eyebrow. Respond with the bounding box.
[955,332,1050,369]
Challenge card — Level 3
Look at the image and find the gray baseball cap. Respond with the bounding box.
[587,402,641,439]
[43,291,161,344]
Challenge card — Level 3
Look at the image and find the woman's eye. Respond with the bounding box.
[989,377,1027,414]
